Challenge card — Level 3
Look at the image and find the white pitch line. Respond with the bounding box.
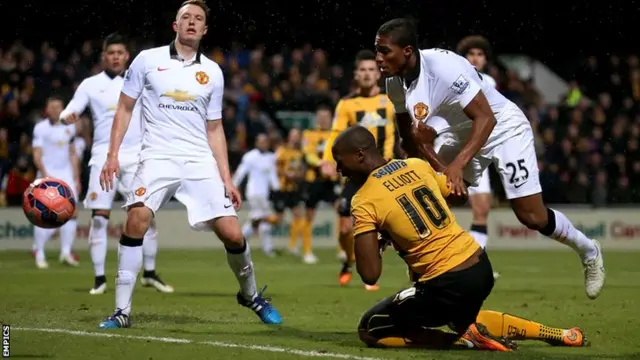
[14,327,385,360]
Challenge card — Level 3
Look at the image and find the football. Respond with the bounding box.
[23,177,76,229]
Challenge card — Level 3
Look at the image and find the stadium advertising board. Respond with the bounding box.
[0,207,639,250]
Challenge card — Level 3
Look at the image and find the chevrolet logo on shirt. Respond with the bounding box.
[159,90,198,111]
[161,90,197,102]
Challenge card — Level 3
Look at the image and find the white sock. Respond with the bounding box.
[89,216,109,277]
[143,223,158,272]
[34,226,56,262]
[469,230,488,249]
[548,209,597,261]
[242,222,254,238]
[225,240,258,301]
[258,222,273,253]
[115,240,143,315]
[59,219,77,257]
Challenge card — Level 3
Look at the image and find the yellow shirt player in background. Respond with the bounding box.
[331,126,587,351]
[274,129,306,254]
[294,105,339,264]
[321,49,398,290]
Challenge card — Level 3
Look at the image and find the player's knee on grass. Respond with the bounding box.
[510,194,548,230]
[210,216,245,249]
[357,296,398,347]
[125,205,153,237]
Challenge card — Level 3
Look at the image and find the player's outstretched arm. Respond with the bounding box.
[60,80,90,125]
[231,153,250,187]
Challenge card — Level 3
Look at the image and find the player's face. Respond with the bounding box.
[466,48,487,71]
[256,135,270,151]
[173,4,208,43]
[315,109,332,130]
[375,34,411,77]
[333,149,366,182]
[102,44,129,74]
[354,59,380,88]
[288,129,301,146]
[46,100,64,122]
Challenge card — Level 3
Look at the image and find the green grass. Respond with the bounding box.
[1,248,640,360]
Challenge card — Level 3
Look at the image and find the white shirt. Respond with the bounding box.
[32,119,76,171]
[232,149,280,198]
[121,42,224,162]
[386,49,526,149]
[481,72,497,88]
[60,72,143,164]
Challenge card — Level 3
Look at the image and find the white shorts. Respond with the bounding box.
[124,159,236,231]
[246,195,272,220]
[483,123,541,199]
[83,153,139,210]
[434,103,540,200]
[38,169,78,202]
[467,168,492,196]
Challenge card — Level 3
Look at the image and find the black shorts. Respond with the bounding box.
[305,181,338,209]
[358,251,494,336]
[337,181,360,217]
[272,191,302,213]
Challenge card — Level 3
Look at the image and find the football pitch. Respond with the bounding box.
[1,248,640,360]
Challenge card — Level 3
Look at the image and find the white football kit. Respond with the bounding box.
[466,72,496,196]
[121,42,233,230]
[386,49,541,199]
[61,71,144,210]
[232,149,280,220]
[31,120,79,201]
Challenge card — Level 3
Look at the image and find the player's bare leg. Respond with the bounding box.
[475,310,588,347]
[209,216,282,324]
[510,193,604,299]
[99,203,151,329]
[468,193,499,279]
[140,220,174,293]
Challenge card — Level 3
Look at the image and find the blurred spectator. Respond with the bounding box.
[5,155,34,206]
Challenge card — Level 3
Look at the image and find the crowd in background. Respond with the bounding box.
[0,38,638,206]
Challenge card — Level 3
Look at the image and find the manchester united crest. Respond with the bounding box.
[195,71,209,85]
[89,192,98,201]
[135,187,146,197]
[413,102,429,121]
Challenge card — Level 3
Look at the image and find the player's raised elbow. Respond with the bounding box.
[357,266,380,286]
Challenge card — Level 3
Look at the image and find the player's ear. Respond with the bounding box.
[172,21,179,33]
[403,46,413,59]
[203,25,208,36]
[124,51,130,63]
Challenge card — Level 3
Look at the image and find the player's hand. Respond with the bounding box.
[100,155,120,191]
[224,181,242,211]
[378,232,392,257]
[61,113,79,125]
[443,162,467,196]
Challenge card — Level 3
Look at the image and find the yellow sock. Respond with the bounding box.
[476,310,565,342]
[288,219,301,250]
[336,216,344,254]
[302,219,312,255]
[339,231,355,264]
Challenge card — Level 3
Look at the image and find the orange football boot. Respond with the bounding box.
[462,323,517,352]
[545,328,589,347]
